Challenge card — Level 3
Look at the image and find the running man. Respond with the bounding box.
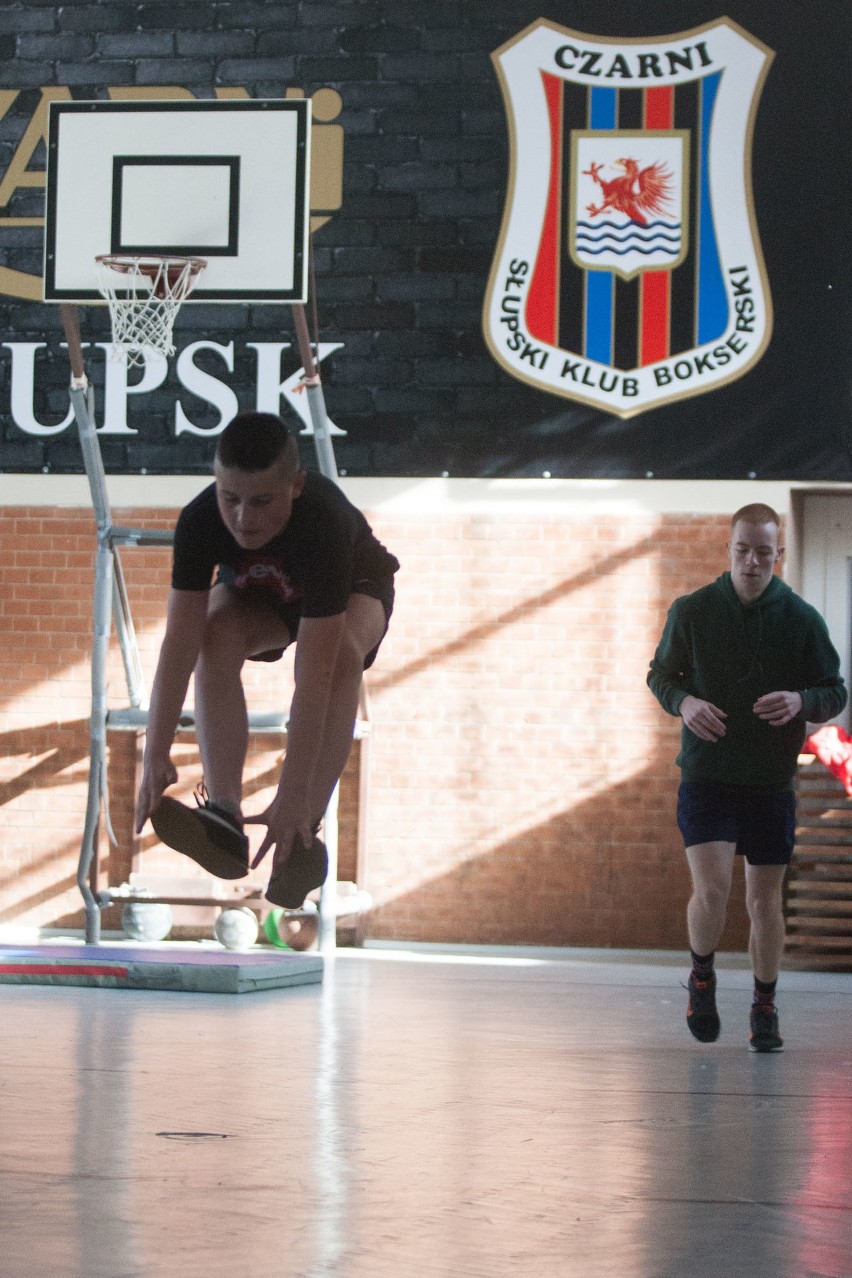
[648,503,846,1051]
[134,411,399,908]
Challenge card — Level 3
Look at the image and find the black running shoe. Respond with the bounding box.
[266,832,328,909]
[151,795,250,880]
[686,970,721,1042]
[749,1003,784,1052]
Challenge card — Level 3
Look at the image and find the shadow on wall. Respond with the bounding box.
[0,862,80,924]
[0,723,90,807]
[0,720,92,924]
[367,762,750,951]
[369,529,662,697]
[359,508,749,951]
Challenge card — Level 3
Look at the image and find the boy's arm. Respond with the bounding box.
[134,589,210,832]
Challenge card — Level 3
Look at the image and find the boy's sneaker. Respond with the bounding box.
[749,1003,784,1052]
[686,970,721,1042]
[266,832,329,909]
[151,794,250,880]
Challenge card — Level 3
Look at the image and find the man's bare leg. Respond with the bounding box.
[684,841,736,1041]
[300,593,386,824]
[193,585,293,815]
[744,861,787,1050]
[685,841,736,955]
[744,863,787,983]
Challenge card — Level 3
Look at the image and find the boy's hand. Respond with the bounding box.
[680,694,727,741]
[246,790,313,874]
[135,757,178,833]
[753,690,803,726]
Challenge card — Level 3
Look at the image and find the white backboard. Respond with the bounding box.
[43,98,310,303]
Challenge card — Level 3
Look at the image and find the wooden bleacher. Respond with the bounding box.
[784,757,852,971]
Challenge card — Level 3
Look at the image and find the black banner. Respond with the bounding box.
[0,0,848,479]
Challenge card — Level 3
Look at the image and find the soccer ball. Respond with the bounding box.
[279,912,319,952]
[214,907,260,950]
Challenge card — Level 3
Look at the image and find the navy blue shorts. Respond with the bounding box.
[676,780,796,866]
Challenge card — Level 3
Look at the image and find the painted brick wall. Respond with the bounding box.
[0,499,751,951]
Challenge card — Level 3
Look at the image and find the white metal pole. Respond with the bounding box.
[293,303,338,481]
[318,784,340,956]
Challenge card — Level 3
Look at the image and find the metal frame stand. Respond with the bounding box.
[61,304,366,954]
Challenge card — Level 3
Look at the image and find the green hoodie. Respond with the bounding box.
[648,572,847,787]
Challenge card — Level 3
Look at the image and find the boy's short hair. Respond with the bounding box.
[730,502,781,529]
[215,411,301,475]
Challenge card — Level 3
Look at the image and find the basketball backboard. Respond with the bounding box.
[43,98,310,303]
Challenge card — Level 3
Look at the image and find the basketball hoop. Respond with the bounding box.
[95,254,206,367]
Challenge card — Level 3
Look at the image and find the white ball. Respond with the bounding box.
[214,907,259,950]
[122,902,173,942]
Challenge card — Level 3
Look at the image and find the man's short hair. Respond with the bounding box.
[730,502,781,529]
[215,411,300,475]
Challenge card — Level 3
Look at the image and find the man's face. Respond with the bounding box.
[727,518,782,603]
[214,459,306,549]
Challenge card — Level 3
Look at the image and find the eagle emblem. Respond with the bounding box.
[584,157,673,225]
[570,131,688,280]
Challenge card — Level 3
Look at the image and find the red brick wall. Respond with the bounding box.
[0,499,751,951]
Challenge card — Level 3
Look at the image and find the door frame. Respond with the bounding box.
[789,487,852,730]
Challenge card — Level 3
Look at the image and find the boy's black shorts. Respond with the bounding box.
[676,779,796,866]
[222,575,395,671]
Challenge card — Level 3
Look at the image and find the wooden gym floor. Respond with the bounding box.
[0,943,849,1278]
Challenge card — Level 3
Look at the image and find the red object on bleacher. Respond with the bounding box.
[805,725,852,796]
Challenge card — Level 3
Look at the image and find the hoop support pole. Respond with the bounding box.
[60,304,87,385]
[292,303,338,481]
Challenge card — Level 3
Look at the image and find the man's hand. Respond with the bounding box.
[753,690,803,727]
[134,757,178,833]
[680,694,728,741]
[246,790,314,877]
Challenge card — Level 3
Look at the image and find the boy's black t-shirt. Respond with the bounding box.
[171,471,399,618]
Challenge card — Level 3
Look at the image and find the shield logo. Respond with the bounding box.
[483,18,774,418]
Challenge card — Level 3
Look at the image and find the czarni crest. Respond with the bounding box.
[483,18,775,418]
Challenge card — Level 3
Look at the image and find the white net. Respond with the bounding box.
[95,255,206,367]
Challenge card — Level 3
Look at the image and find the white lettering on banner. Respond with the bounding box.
[3,342,75,435]
[3,340,347,439]
[250,341,346,437]
[175,341,238,437]
[249,341,294,419]
[100,343,167,434]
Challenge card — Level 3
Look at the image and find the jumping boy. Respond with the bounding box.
[134,411,399,909]
[648,504,846,1051]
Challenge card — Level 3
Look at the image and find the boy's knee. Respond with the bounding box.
[201,609,235,649]
[345,593,387,659]
[198,608,251,666]
[334,629,368,684]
